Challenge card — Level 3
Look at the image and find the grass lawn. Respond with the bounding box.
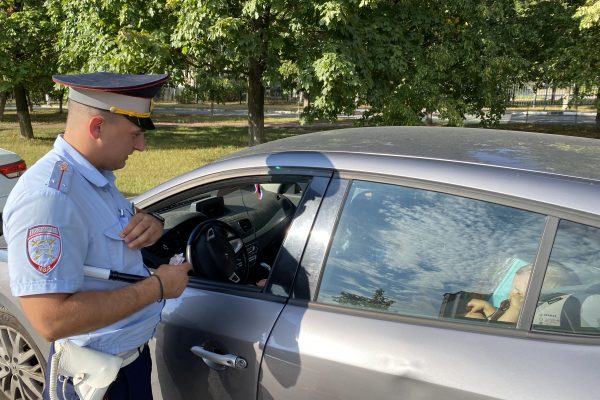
[0,110,348,196]
[2,108,598,195]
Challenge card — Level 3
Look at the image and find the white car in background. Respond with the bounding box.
[0,148,26,234]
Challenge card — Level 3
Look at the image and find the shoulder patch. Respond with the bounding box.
[48,161,73,193]
[26,225,62,275]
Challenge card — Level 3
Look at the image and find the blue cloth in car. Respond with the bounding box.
[490,258,530,308]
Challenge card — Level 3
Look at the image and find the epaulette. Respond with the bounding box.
[47,160,73,193]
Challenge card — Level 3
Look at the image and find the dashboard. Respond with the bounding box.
[141,182,300,285]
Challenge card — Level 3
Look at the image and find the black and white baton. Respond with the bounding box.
[83,265,147,283]
[83,253,186,283]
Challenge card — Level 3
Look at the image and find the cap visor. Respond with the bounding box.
[125,116,155,130]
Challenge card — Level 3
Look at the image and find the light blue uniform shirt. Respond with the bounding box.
[3,135,162,355]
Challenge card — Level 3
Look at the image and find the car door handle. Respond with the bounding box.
[190,346,248,370]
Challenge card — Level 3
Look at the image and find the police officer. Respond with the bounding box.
[2,72,192,399]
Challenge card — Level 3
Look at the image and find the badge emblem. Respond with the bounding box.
[26,225,62,274]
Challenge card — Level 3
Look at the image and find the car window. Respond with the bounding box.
[533,220,600,336]
[316,180,546,327]
[142,176,311,288]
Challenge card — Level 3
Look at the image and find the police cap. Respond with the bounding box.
[52,72,169,130]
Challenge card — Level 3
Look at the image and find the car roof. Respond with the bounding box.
[138,127,600,218]
[225,126,600,182]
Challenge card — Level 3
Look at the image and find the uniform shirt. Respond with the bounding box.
[3,135,162,355]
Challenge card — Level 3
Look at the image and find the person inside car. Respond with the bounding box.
[465,262,580,323]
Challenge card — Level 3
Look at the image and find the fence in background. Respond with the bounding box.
[507,85,598,109]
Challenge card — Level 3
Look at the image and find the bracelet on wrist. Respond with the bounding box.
[148,211,165,225]
[151,274,164,302]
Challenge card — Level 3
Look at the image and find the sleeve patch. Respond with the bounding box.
[26,225,62,274]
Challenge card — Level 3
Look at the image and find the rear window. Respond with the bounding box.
[533,220,600,336]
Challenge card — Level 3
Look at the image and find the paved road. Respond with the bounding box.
[479,110,596,125]
[154,107,598,125]
[6,104,598,125]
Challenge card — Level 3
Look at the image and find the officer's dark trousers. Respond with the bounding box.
[42,343,153,400]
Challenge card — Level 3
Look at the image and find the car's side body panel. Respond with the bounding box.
[156,290,286,400]
[261,303,600,400]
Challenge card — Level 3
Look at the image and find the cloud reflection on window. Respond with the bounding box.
[318,180,546,319]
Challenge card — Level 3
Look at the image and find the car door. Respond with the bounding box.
[150,173,331,400]
[259,176,600,400]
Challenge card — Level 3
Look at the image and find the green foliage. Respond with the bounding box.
[171,0,313,143]
[576,0,600,28]
[45,0,179,75]
[196,76,246,104]
[3,0,597,133]
[175,85,197,104]
[288,0,521,127]
[0,1,57,92]
[516,0,599,119]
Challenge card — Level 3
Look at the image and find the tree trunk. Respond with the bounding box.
[595,89,600,131]
[14,85,34,139]
[58,88,65,114]
[0,92,7,121]
[247,58,265,146]
[301,90,310,108]
[26,92,33,112]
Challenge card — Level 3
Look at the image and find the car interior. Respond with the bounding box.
[142,177,311,289]
[439,257,600,335]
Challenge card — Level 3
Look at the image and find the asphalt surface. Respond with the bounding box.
[469,110,597,125]
[5,104,598,125]
[152,106,598,125]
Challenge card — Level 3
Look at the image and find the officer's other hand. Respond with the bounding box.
[121,213,164,249]
[154,263,192,299]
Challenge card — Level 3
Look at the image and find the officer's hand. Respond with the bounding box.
[154,263,192,299]
[121,212,164,249]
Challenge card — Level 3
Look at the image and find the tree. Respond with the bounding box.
[0,0,57,138]
[518,0,600,127]
[0,92,8,120]
[172,0,301,145]
[575,0,600,127]
[279,0,523,127]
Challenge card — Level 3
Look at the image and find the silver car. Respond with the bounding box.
[1,127,599,400]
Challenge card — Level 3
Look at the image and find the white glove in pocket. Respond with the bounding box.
[50,341,123,400]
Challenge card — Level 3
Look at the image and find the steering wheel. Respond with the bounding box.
[186,219,249,284]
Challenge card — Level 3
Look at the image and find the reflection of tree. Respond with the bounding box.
[333,288,395,310]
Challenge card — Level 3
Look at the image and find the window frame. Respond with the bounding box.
[139,168,332,300]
